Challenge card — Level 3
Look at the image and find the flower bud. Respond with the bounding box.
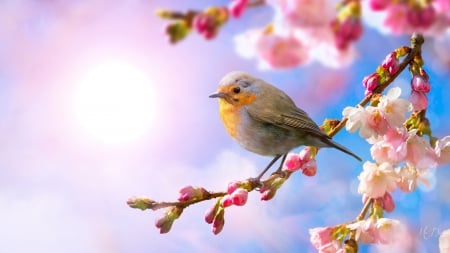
[302,160,317,176]
[178,186,208,201]
[231,188,248,206]
[411,75,430,93]
[212,208,225,234]
[155,215,174,234]
[381,192,395,212]
[165,20,189,44]
[155,206,183,234]
[410,91,428,111]
[127,196,156,210]
[227,180,241,194]
[205,202,219,224]
[229,0,248,18]
[284,153,303,172]
[362,73,380,95]
[381,52,399,75]
[220,195,234,208]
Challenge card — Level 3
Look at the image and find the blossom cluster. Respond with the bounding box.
[307,44,450,251]
[364,0,450,36]
[234,0,362,69]
[157,0,249,43]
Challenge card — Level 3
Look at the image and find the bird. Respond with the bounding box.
[209,71,361,177]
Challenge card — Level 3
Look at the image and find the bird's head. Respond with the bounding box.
[209,71,259,107]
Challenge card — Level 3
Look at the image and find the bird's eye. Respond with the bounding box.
[232,87,241,94]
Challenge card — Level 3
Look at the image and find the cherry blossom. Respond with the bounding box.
[435,136,450,165]
[440,229,450,253]
[358,162,397,198]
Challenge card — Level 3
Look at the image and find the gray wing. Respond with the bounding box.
[245,85,329,138]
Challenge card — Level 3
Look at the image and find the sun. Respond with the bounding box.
[74,60,156,144]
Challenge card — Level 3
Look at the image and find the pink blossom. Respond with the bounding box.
[396,164,433,192]
[347,219,378,244]
[435,136,450,165]
[440,229,450,253]
[376,218,401,244]
[348,218,401,244]
[378,87,411,128]
[405,131,438,170]
[364,1,450,36]
[383,4,413,35]
[234,28,311,69]
[309,226,334,249]
[256,33,310,69]
[333,18,363,50]
[365,107,389,139]
[358,162,397,198]
[381,51,400,74]
[411,74,431,93]
[396,165,418,193]
[229,0,248,18]
[343,105,367,133]
[370,128,408,165]
[268,0,334,27]
[230,188,248,206]
[369,0,391,11]
[406,5,436,29]
[410,91,428,111]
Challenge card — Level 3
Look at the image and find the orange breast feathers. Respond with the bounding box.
[218,99,241,139]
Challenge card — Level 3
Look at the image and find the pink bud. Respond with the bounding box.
[178,185,207,201]
[220,195,233,208]
[205,204,219,224]
[333,18,362,50]
[410,91,428,111]
[369,0,390,11]
[231,188,248,206]
[229,0,248,18]
[411,75,430,93]
[155,215,173,234]
[227,180,240,194]
[362,73,380,94]
[381,192,395,212]
[212,208,225,234]
[302,160,317,176]
[192,13,219,40]
[407,5,436,28]
[382,52,399,74]
[193,14,209,33]
[284,153,303,172]
[260,188,276,201]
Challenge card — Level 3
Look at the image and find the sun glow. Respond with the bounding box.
[74,60,156,144]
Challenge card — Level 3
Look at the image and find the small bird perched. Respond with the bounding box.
[209,71,361,176]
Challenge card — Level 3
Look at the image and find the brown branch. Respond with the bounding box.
[155,191,227,210]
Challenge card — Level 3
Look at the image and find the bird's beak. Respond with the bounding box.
[209,92,227,98]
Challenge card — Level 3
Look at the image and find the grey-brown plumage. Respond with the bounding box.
[210,71,361,162]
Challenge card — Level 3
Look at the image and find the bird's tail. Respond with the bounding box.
[323,138,362,162]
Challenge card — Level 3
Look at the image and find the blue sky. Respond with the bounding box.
[0,1,449,252]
